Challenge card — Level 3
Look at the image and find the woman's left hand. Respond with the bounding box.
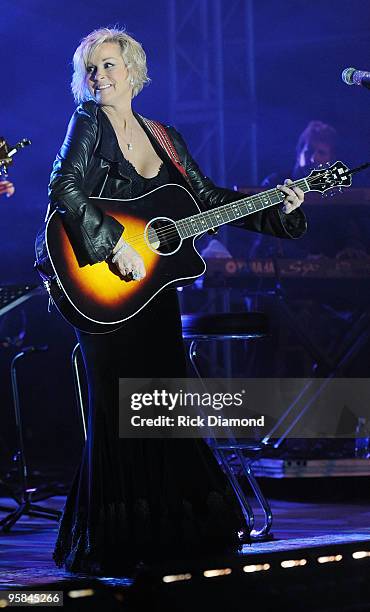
[277,178,304,214]
[0,180,15,198]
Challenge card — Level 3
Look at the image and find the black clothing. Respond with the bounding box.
[49,102,307,576]
[48,102,307,266]
[52,146,243,575]
[54,289,245,575]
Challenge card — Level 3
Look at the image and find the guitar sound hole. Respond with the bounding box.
[146,218,181,255]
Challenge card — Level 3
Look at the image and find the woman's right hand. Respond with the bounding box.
[111,237,146,281]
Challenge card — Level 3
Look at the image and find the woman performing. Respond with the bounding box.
[42,27,306,576]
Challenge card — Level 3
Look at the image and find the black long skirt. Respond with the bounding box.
[53,290,245,575]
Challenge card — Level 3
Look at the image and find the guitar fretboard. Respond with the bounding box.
[176,178,309,238]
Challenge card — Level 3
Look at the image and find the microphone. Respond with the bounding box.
[342,67,370,89]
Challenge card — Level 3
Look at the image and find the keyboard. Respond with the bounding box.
[0,284,43,316]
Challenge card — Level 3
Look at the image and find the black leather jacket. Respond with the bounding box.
[47,101,306,265]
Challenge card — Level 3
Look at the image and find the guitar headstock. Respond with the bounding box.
[0,137,11,168]
[308,161,352,193]
[0,137,31,171]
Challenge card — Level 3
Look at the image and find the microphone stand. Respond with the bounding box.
[0,347,61,532]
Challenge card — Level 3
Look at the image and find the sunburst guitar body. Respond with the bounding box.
[43,184,206,333]
[38,161,357,333]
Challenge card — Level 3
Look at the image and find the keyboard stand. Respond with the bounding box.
[261,260,370,447]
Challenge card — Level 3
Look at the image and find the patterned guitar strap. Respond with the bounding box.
[140,116,191,184]
[141,116,218,235]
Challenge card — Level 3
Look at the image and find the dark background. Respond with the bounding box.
[1,0,370,478]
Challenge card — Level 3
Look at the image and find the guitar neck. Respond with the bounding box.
[175,177,310,238]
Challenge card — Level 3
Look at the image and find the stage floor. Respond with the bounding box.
[1,495,370,589]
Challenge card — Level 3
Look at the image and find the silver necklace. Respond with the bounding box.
[126,123,133,151]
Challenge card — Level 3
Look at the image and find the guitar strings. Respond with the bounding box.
[117,175,314,249]
[110,171,338,253]
[112,180,316,253]
[115,189,287,250]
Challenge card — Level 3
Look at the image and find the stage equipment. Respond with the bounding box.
[0,346,62,532]
[200,175,370,449]
[181,312,273,541]
[0,284,42,318]
[0,136,31,190]
[72,321,273,543]
[35,160,368,333]
[204,256,370,284]
[0,286,61,530]
[252,456,370,478]
[197,253,370,452]
[342,66,370,89]
[2,539,370,611]
[0,136,31,169]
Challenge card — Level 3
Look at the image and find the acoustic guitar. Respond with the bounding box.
[36,160,367,333]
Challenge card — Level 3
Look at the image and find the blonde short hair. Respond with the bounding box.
[71,27,151,103]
